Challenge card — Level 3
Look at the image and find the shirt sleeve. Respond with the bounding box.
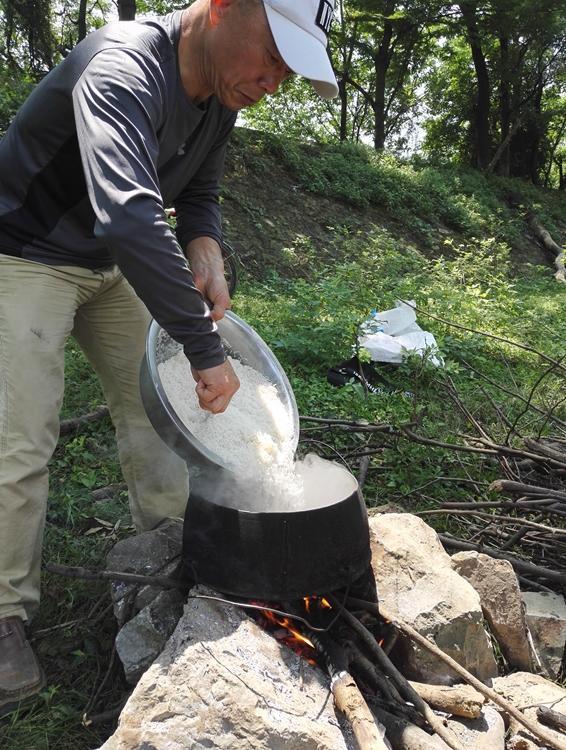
[72,45,226,370]
[174,108,237,252]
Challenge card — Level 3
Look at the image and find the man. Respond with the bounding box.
[0,0,338,712]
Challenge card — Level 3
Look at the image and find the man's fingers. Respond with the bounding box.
[193,360,239,413]
[209,289,231,321]
[197,393,228,414]
[195,383,229,414]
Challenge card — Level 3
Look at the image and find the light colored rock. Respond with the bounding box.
[451,551,532,670]
[522,591,566,679]
[115,588,185,684]
[446,705,505,750]
[369,513,498,684]
[490,671,566,749]
[100,587,355,750]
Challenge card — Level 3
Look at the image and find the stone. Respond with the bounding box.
[369,513,498,684]
[451,551,532,670]
[445,706,505,750]
[99,587,355,750]
[115,588,185,685]
[490,671,566,749]
[522,591,566,679]
[106,520,184,624]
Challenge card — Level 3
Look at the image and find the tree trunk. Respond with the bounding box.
[373,4,395,151]
[459,2,491,169]
[77,0,87,42]
[338,77,348,142]
[118,0,136,21]
[497,32,511,176]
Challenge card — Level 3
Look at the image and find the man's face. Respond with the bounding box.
[207,0,293,111]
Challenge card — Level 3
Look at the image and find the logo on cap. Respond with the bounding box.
[316,0,334,36]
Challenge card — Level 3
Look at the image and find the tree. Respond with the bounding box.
[118,0,136,21]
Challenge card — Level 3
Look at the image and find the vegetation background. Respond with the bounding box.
[0,1,565,748]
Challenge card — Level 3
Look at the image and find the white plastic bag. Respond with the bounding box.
[358,300,443,366]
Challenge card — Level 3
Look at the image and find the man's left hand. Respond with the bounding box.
[186,237,230,321]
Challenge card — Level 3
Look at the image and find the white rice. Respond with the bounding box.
[158,352,304,509]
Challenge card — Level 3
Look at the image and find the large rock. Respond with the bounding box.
[522,591,566,680]
[106,519,184,624]
[490,672,566,748]
[99,588,355,750]
[369,513,498,684]
[115,588,185,685]
[451,551,532,670]
[446,706,505,750]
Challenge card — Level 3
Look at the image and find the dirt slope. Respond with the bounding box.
[221,128,558,280]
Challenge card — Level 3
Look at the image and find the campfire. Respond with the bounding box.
[48,516,566,750]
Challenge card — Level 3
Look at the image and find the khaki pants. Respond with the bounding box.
[0,256,189,621]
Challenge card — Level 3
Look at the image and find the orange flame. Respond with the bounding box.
[262,609,314,648]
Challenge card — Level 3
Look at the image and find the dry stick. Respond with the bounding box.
[59,405,110,436]
[500,522,535,551]
[416,509,565,535]
[536,396,566,440]
[300,416,393,431]
[371,706,451,750]
[45,562,187,590]
[310,631,391,750]
[398,300,566,376]
[504,354,566,444]
[461,434,566,470]
[527,210,566,283]
[441,497,558,510]
[397,427,499,456]
[437,535,566,585]
[327,596,464,750]
[331,671,390,750]
[344,640,408,710]
[461,359,566,430]
[524,437,566,464]
[537,706,566,734]
[407,682,484,720]
[490,479,566,502]
[349,598,566,750]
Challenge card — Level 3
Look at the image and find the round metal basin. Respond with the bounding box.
[140,311,300,480]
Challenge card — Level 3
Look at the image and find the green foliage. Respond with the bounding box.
[0,66,33,134]
[234,226,565,517]
[260,131,565,250]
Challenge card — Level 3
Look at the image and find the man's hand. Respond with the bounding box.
[192,360,240,413]
[186,236,230,321]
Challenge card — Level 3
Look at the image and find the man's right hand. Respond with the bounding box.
[192,360,239,413]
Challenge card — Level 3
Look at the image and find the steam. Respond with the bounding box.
[190,454,358,513]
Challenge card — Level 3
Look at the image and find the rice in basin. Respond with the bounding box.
[158,352,303,509]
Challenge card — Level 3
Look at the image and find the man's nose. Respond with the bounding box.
[260,65,287,95]
[259,73,282,95]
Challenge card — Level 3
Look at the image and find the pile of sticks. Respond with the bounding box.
[316,595,566,750]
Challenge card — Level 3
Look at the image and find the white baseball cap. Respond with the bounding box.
[262,0,338,99]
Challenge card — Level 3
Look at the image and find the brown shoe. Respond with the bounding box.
[0,616,45,717]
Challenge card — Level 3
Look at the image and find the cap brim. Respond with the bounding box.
[264,4,338,99]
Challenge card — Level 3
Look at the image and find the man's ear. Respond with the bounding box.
[209,0,236,27]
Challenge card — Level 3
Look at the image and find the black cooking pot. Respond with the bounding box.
[182,468,371,601]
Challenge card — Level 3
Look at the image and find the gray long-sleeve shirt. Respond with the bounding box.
[0,11,237,370]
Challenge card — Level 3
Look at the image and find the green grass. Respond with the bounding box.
[233,228,566,517]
